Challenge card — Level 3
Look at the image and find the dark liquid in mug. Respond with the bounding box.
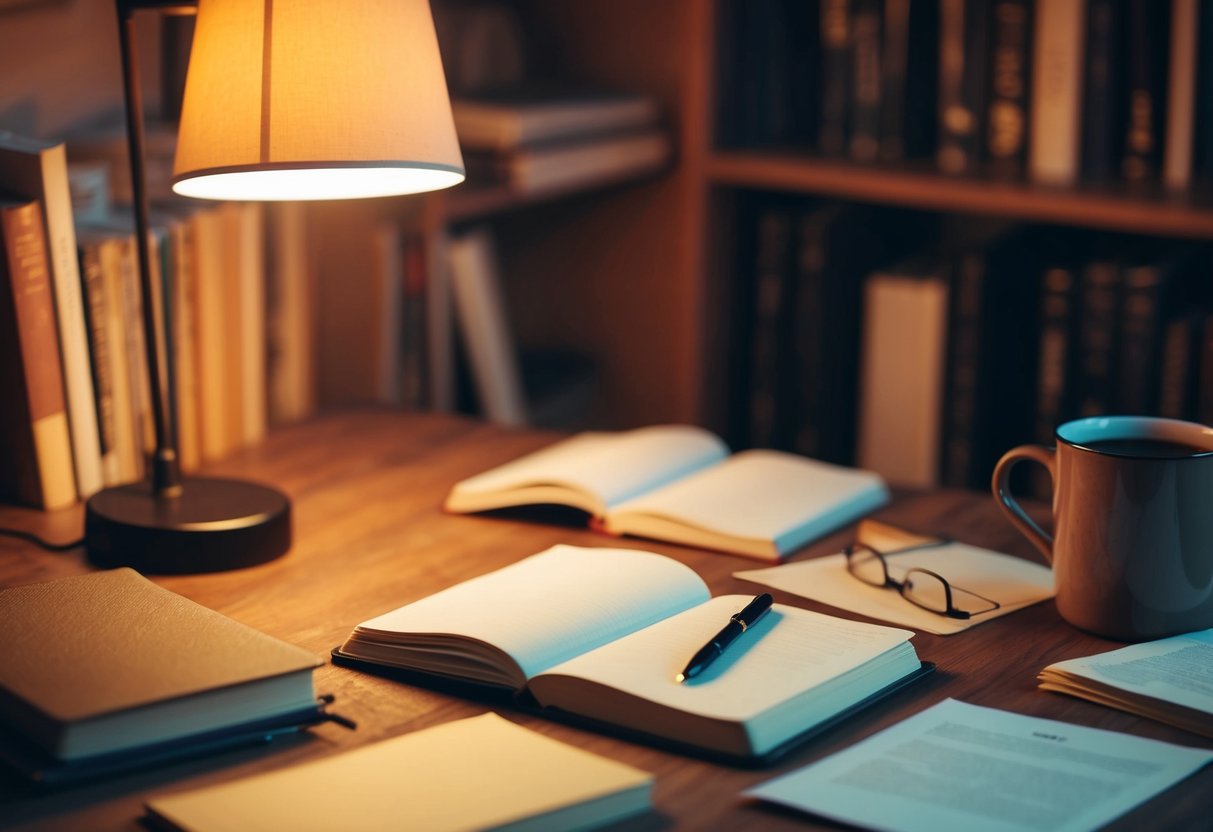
[1084,438,1211,458]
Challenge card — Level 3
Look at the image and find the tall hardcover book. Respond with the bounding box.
[1029,0,1087,185]
[447,226,528,426]
[937,0,991,174]
[1120,0,1171,184]
[746,204,794,449]
[940,225,1038,489]
[1194,1,1213,190]
[849,0,884,161]
[984,0,1032,178]
[881,0,940,162]
[0,199,76,509]
[1164,0,1199,190]
[857,256,949,487]
[0,132,103,499]
[1079,0,1124,184]
[1074,252,1122,417]
[76,235,120,486]
[1115,247,1186,414]
[818,0,853,156]
[1030,255,1080,497]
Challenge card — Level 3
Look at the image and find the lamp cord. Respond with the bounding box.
[0,527,84,552]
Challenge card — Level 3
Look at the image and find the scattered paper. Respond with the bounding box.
[735,535,1054,635]
[746,698,1213,832]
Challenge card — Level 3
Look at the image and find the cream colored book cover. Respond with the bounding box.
[145,713,653,832]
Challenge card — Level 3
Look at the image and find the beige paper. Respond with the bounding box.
[736,541,1054,636]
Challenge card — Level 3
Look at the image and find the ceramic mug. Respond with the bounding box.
[992,415,1213,640]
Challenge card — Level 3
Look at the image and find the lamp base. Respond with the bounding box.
[85,477,291,574]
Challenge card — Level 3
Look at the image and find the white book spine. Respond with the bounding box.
[42,145,102,498]
[447,228,527,427]
[1164,0,1198,190]
[1029,0,1087,186]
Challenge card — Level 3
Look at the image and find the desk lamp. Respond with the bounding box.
[85,0,464,573]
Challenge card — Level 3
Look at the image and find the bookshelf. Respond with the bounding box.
[451,0,1213,488]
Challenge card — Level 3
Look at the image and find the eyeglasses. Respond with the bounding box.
[842,540,1002,619]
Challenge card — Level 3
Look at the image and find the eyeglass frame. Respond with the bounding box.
[842,539,1003,620]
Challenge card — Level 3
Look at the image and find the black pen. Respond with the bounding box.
[675,593,773,683]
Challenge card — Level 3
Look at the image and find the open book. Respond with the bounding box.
[1038,629,1213,739]
[443,425,890,561]
[334,545,930,764]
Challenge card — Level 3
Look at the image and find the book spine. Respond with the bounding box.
[878,0,911,161]
[849,0,883,162]
[1158,312,1196,419]
[0,200,76,509]
[1074,257,1122,417]
[984,0,1032,178]
[1194,1,1213,189]
[747,206,792,449]
[1120,0,1170,185]
[937,0,990,174]
[857,267,949,487]
[1031,262,1076,497]
[1197,311,1213,426]
[1114,260,1167,413]
[1029,0,1086,185]
[1080,0,1124,184]
[789,209,830,459]
[818,0,852,157]
[941,247,984,487]
[1164,0,1199,190]
[77,240,120,486]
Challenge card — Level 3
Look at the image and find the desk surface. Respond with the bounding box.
[1,410,1209,831]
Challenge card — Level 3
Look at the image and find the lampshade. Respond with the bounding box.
[172,0,465,201]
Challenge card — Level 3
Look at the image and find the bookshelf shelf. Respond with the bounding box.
[443,166,671,224]
[707,151,1213,240]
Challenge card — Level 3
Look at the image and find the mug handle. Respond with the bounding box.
[991,444,1055,563]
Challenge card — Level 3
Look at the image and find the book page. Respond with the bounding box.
[145,712,653,832]
[1042,629,1213,714]
[532,595,912,723]
[604,450,888,557]
[349,545,709,686]
[745,699,1213,832]
[444,425,727,516]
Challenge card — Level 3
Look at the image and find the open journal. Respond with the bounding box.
[443,425,889,561]
[1038,629,1213,739]
[333,545,931,764]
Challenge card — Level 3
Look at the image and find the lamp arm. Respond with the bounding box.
[116,1,182,496]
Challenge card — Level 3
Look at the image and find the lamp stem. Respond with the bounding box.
[116,2,181,497]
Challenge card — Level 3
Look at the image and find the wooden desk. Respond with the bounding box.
[1,411,1209,830]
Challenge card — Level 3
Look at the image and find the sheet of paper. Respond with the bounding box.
[735,541,1054,635]
[746,698,1213,832]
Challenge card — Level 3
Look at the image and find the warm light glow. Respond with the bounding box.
[173,0,465,201]
[173,165,465,201]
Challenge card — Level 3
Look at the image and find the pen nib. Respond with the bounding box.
[674,673,686,684]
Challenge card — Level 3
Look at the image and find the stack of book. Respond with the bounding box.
[716,0,1203,191]
[452,87,671,195]
[0,129,316,510]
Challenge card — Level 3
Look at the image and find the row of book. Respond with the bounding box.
[731,196,1213,491]
[0,130,316,510]
[718,0,1206,190]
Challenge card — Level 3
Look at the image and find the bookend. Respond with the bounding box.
[330,647,935,767]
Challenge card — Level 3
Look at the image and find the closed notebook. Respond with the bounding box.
[145,712,653,832]
[0,568,323,767]
[334,545,930,763]
[444,425,889,561]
